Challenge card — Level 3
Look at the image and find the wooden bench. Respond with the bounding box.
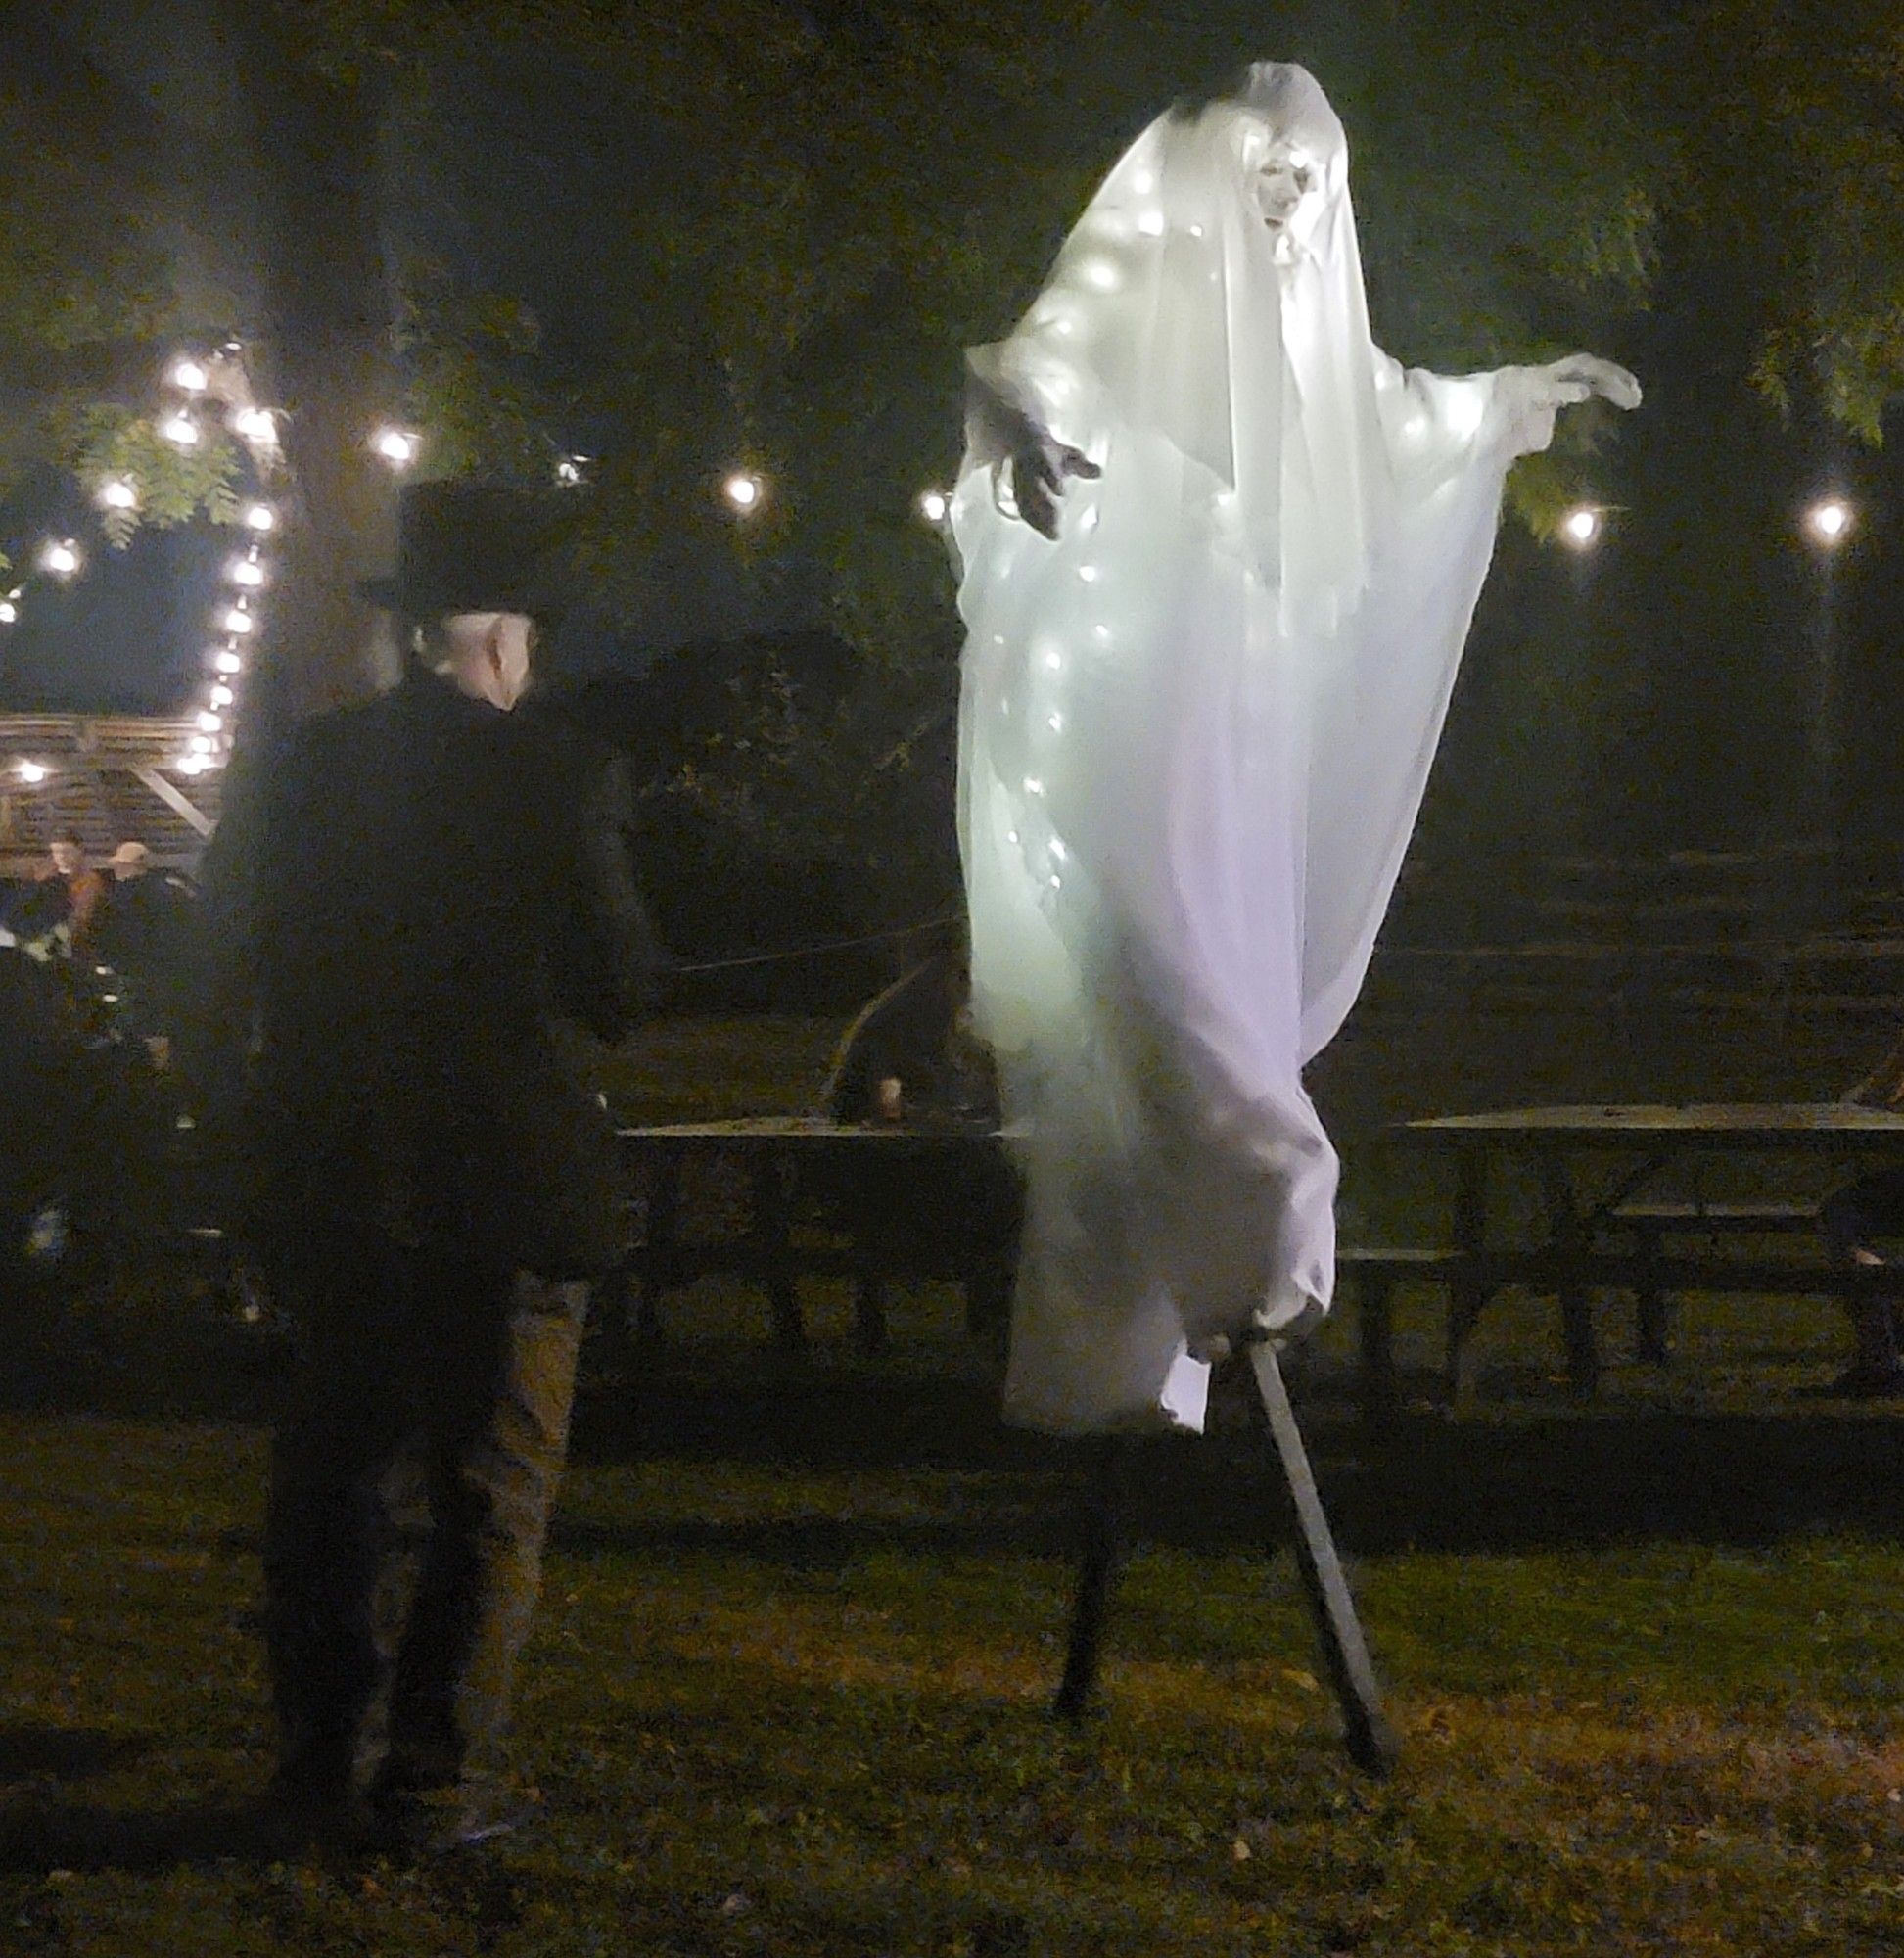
[1603,1200,1821,1362]
[1337,1247,1472,1423]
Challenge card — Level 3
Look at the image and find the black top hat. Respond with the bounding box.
[360,480,565,621]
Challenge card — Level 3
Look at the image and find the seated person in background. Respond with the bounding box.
[1816,1030,1904,1396]
[92,840,199,1059]
[821,941,1000,1128]
[41,833,107,950]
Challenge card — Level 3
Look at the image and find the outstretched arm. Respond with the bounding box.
[964,350,1101,540]
[1494,352,1643,456]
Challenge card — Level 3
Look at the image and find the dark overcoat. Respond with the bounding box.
[255,671,658,1275]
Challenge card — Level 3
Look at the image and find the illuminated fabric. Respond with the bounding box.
[954,64,1579,1433]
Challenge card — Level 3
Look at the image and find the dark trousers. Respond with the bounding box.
[263,1235,588,1794]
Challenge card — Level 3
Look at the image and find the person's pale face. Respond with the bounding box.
[50,841,82,876]
[486,614,535,711]
[1249,139,1321,233]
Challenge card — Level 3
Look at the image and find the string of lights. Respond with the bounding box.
[0,366,1876,800]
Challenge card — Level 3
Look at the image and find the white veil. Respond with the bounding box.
[955,64,1562,1434]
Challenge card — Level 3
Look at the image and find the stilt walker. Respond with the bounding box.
[950,62,1640,1769]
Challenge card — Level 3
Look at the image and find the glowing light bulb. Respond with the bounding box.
[555,455,587,487]
[18,760,48,784]
[161,412,200,447]
[224,606,255,634]
[0,602,16,624]
[228,557,266,588]
[1561,506,1601,548]
[1025,777,1045,796]
[40,539,80,578]
[1133,169,1155,195]
[1082,258,1120,291]
[1006,830,1020,845]
[918,489,950,524]
[214,649,244,675]
[243,503,275,533]
[1045,650,1062,671]
[1047,714,1063,732]
[231,407,276,443]
[177,753,209,775]
[1138,210,1165,238]
[197,710,222,732]
[1077,564,1098,583]
[1050,838,1067,861]
[372,426,421,467]
[189,734,215,754]
[97,479,138,512]
[1091,625,1112,645]
[170,357,209,393]
[209,684,234,708]
[1805,498,1853,545]
[723,471,764,512]
[1188,223,1205,239]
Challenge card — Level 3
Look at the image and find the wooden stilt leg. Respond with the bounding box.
[1248,1341,1400,1777]
[1053,1435,1130,1721]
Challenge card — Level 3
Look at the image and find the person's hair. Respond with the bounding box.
[52,830,84,851]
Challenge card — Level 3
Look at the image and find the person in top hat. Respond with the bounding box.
[247,479,662,1849]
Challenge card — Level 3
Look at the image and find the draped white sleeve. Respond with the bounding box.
[954,66,1558,1435]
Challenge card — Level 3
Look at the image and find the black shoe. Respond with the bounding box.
[367,1778,540,1857]
[252,1773,379,1856]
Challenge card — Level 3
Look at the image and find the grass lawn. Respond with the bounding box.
[3,1010,1902,1954]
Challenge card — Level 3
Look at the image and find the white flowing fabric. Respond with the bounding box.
[953,65,1565,1435]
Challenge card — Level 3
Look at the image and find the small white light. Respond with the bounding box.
[242,502,276,533]
[224,606,255,634]
[1006,830,1020,845]
[1053,319,1075,336]
[1045,650,1062,671]
[1082,258,1120,291]
[97,479,138,512]
[918,490,950,524]
[1047,714,1063,732]
[1561,506,1601,548]
[1133,169,1156,195]
[0,602,16,624]
[176,753,209,775]
[198,710,222,732]
[231,407,276,443]
[170,357,209,394]
[209,684,234,708]
[17,759,48,784]
[1188,224,1205,239]
[723,471,764,512]
[228,557,266,588]
[1138,210,1165,238]
[214,649,244,675]
[1050,838,1067,861]
[161,412,201,447]
[189,734,215,754]
[1077,564,1098,583]
[1049,874,1062,889]
[40,539,81,579]
[1025,777,1045,796]
[1805,498,1853,545]
[1091,625,1111,644]
[555,455,588,487]
[372,426,421,467]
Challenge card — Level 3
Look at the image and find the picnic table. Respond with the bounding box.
[611,1117,1018,1352]
[1394,1102,1904,1397]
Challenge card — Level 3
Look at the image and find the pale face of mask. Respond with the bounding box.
[1248,139,1322,235]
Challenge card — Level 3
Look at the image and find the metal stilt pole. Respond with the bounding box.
[1248,1339,1399,1776]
